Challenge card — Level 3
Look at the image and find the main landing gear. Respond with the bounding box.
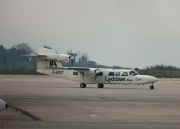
[80,83,104,88]
[98,83,104,88]
[150,85,154,90]
[80,83,86,88]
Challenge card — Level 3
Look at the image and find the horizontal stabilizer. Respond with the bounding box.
[22,54,37,57]
[37,55,47,57]
[23,54,47,58]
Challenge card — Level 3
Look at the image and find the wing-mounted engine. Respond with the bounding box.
[84,68,103,79]
[94,69,103,80]
[0,99,8,111]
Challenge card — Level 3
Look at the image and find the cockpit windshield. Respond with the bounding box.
[129,70,139,76]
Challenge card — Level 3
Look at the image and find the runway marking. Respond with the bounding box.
[96,97,116,99]
[8,105,43,121]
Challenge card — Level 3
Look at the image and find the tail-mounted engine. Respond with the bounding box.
[57,54,74,63]
[23,47,77,65]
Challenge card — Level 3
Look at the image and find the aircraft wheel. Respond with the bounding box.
[83,83,86,88]
[150,85,154,90]
[101,84,104,88]
[98,84,101,88]
[80,83,83,88]
[98,84,104,88]
[80,83,86,88]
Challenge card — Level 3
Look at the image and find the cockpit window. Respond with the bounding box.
[129,71,139,76]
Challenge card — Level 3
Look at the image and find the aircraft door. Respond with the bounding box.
[73,71,79,82]
[96,72,103,83]
[78,73,84,83]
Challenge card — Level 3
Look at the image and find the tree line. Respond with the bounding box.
[137,64,180,78]
[0,43,37,74]
[0,43,180,77]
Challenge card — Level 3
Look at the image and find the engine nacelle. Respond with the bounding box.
[0,99,8,111]
[37,53,73,62]
[57,54,71,62]
[84,68,101,75]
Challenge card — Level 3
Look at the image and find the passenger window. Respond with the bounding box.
[122,72,128,76]
[108,72,114,76]
[73,72,78,75]
[115,72,120,76]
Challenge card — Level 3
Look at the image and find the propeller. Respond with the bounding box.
[69,56,75,65]
[68,52,78,66]
[94,69,101,80]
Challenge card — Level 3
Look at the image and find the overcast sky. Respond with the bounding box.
[1,0,180,68]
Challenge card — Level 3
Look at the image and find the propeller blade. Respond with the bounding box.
[94,69,101,80]
[71,60,73,66]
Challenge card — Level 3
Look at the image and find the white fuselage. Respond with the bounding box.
[38,68,158,85]
[26,47,158,88]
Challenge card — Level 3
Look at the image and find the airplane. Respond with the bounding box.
[24,46,158,90]
[0,99,8,111]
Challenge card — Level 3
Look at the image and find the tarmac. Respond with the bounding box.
[0,75,180,129]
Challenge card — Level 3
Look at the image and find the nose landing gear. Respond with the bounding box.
[150,85,154,90]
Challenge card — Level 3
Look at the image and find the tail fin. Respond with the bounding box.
[37,47,63,70]
[24,47,63,71]
[37,59,62,70]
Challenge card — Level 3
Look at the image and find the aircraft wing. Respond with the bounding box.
[46,67,90,73]
[65,67,90,73]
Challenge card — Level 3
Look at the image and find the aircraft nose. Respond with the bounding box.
[136,75,158,83]
[152,76,158,82]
